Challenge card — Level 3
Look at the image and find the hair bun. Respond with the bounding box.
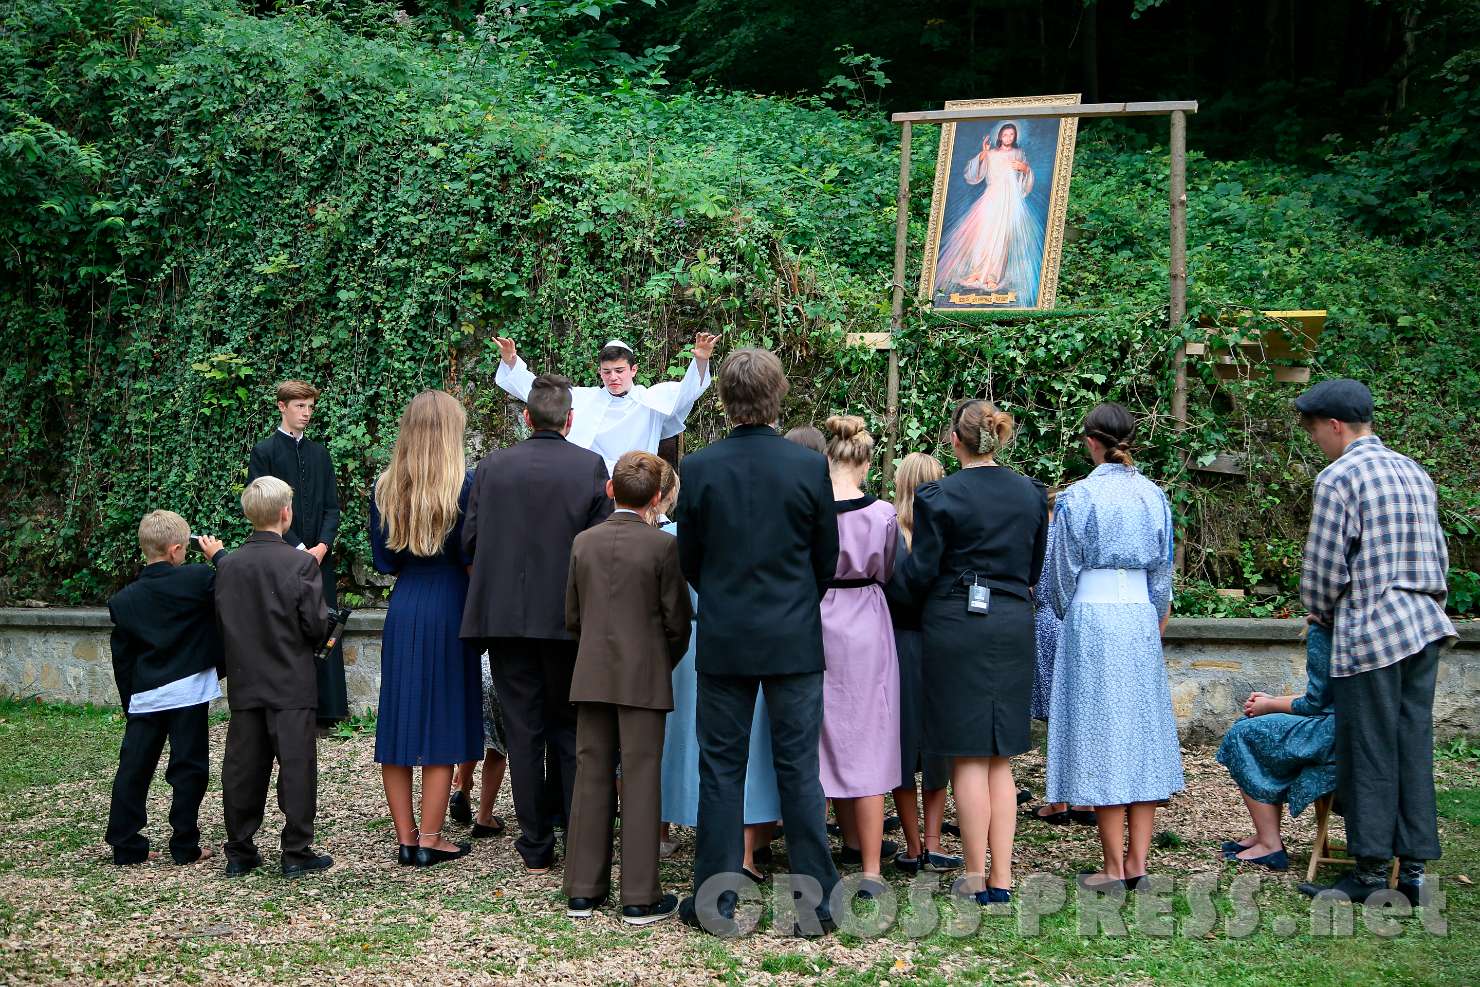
[825,414,866,440]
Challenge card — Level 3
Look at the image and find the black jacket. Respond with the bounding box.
[248,430,340,550]
[214,531,330,710]
[899,466,1048,604]
[675,424,839,676]
[108,561,225,711]
[460,431,612,641]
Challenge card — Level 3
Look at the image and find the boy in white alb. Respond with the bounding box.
[492,334,718,473]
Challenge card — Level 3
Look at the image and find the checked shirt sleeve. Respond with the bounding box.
[1300,474,1354,627]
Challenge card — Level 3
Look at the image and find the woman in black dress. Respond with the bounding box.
[900,400,1047,904]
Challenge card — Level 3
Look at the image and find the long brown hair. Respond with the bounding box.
[374,390,467,557]
[1082,402,1136,466]
[893,452,945,549]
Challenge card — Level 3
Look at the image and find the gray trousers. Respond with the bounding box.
[1333,641,1442,862]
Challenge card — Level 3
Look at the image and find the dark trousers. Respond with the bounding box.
[105,702,210,864]
[315,560,348,724]
[693,672,839,902]
[484,637,578,868]
[564,702,667,906]
[1333,641,1442,862]
[222,707,318,867]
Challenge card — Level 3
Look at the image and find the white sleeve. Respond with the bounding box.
[637,359,711,435]
[494,357,536,401]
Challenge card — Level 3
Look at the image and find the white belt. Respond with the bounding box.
[1072,568,1151,606]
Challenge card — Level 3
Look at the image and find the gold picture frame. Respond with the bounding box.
[919,94,1080,312]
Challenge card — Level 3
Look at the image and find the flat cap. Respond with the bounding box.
[1295,378,1373,423]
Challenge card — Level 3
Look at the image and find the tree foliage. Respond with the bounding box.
[1,0,1476,614]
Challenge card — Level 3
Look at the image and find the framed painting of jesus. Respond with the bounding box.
[919,94,1080,312]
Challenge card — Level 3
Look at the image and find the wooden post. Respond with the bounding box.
[883,121,912,491]
[1169,109,1189,426]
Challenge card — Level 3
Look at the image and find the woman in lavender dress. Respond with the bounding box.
[817,415,900,890]
[1045,403,1183,891]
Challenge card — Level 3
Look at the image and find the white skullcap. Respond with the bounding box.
[602,339,634,354]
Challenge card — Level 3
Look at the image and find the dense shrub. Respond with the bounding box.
[2,0,1476,612]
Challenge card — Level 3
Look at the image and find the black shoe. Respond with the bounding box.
[1016,788,1033,806]
[622,893,679,926]
[1397,879,1431,907]
[397,844,417,866]
[1069,809,1098,826]
[839,840,899,865]
[1299,873,1386,904]
[470,817,506,839]
[414,843,471,868]
[448,790,473,826]
[282,853,333,878]
[740,866,766,884]
[753,844,775,869]
[1024,804,1072,825]
[678,891,737,934]
[941,820,961,838]
[567,895,605,918]
[893,852,922,875]
[225,854,263,877]
[883,815,901,833]
[826,821,842,837]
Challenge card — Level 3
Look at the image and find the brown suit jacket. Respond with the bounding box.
[565,513,692,710]
[215,530,330,711]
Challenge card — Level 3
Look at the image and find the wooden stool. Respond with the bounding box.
[1305,793,1400,887]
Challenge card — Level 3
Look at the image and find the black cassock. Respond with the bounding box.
[248,429,348,722]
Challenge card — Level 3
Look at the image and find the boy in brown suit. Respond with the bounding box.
[563,451,693,924]
[215,476,332,878]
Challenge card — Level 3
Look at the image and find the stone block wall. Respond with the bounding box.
[1,608,1475,741]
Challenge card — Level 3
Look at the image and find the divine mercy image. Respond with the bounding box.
[921,96,1079,311]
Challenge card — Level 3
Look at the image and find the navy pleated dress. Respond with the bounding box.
[371,472,483,767]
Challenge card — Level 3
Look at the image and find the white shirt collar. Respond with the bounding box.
[277,426,303,443]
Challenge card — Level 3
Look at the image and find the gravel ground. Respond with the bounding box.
[1,717,1471,985]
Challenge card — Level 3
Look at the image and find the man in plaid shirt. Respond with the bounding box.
[1295,379,1456,906]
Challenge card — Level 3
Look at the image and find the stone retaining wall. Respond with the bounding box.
[1,608,1475,741]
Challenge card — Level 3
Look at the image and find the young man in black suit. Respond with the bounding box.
[105,511,227,866]
[460,373,612,872]
[215,476,332,878]
[247,379,346,728]
[674,347,842,935]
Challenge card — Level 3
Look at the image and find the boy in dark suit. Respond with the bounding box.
[215,476,332,877]
[562,451,692,924]
[105,511,226,866]
[247,379,346,728]
[461,373,612,872]
[674,347,842,935]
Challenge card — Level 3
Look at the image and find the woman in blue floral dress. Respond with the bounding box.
[1045,404,1183,890]
[1215,623,1337,871]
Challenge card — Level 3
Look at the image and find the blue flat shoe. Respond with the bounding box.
[972,887,1011,905]
[1224,847,1289,871]
[1220,838,1254,854]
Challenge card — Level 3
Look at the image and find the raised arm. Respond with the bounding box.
[640,333,718,437]
[493,335,536,402]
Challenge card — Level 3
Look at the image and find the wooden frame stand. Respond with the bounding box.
[878,100,1198,488]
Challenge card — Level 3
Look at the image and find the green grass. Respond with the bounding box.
[0,698,1474,986]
